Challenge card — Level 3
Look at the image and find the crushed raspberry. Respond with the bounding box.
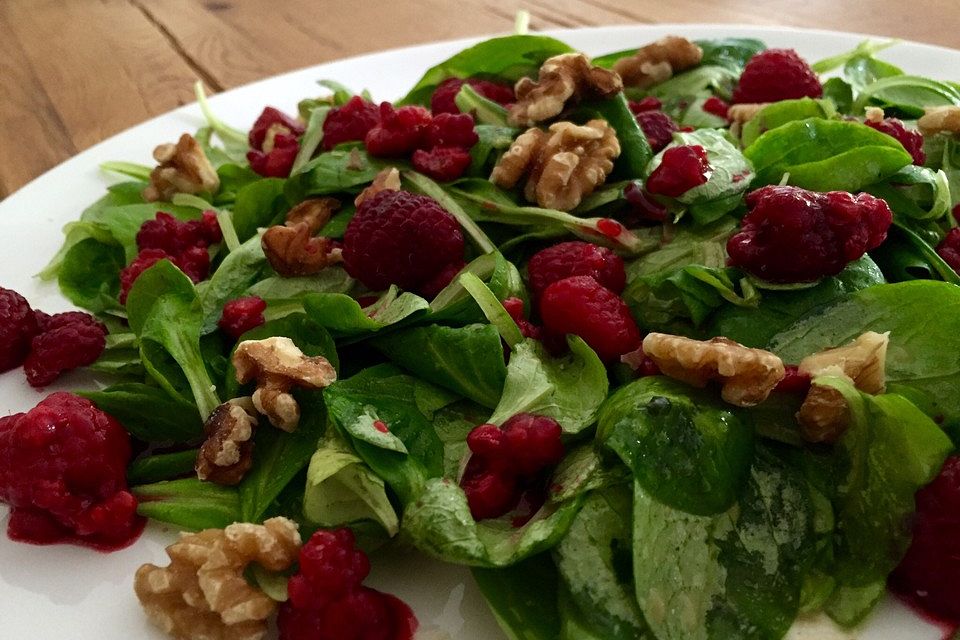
[342,190,464,294]
[364,103,432,157]
[0,287,40,373]
[527,241,626,299]
[247,133,300,177]
[0,392,143,550]
[501,297,542,340]
[646,145,712,198]
[865,116,926,165]
[411,146,473,182]
[430,77,516,115]
[628,96,663,113]
[172,246,212,283]
[417,260,466,300]
[137,211,221,255]
[119,248,210,303]
[249,106,305,150]
[218,296,267,339]
[23,313,107,388]
[732,48,823,104]
[278,528,417,640]
[702,96,730,120]
[774,364,812,394]
[425,112,479,149]
[727,185,893,283]
[635,110,679,153]
[322,96,381,151]
[539,275,642,362]
[623,182,669,222]
[890,456,960,622]
[460,414,564,521]
[937,228,960,273]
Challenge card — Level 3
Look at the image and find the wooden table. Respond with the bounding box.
[3,0,959,198]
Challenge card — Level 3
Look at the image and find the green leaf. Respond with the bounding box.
[284,148,389,202]
[245,268,354,302]
[81,202,199,263]
[127,450,199,485]
[853,75,960,118]
[472,554,562,640]
[428,251,529,326]
[739,98,837,148]
[199,233,269,334]
[458,272,524,348]
[402,170,498,254]
[133,478,240,531]
[649,65,740,103]
[696,38,767,72]
[584,94,654,180]
[302,286,429,337]
[291,106,331,175]
[863,165,952,221]
[230,178,286,242]
[810,39,899,74]
[57,238,125,313]
[80,383,203,443]
[455,83,510,126]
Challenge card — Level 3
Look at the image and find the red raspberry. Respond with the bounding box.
[425,113,479,149]
[727,185,893,283]
[322,96,381,150]
[417,260,466,299]
[0,392,143,549]
[539,275,642,362]
[732,48,823,104]
[248,106,305,151]
[646,145,711,198]
[702,96,730,119]
[364,103,432,157]
[137,211,220,255]
[24,315,107,387]
[247,132,300,177]
[430,77,516,115]
[460,459,521,521]
[0,287,40,372]
[501,297,542,340]
[890,456,960,621]
[774,364,812,394]
[411,146,473,182]
[171,246,211,284]
[466,423,505,458]
[500,413,564,476]
[289,529,370,607]
[635,110,679,153]
[342,190,465,293]
[527,241,626,299]
[623,182,669,223]
[865,117,926,165]
[119,248,210,304]
[628,96,663,113]
[218,296,267,339]
[937,227,960,273]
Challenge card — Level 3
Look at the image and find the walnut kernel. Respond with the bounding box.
[509,53,623,126]
[642,333,785,407]
[612,36,703,88]
[355,167,402,206]
[196,398,258,486]
[262,222,337,277]
[918,105,960,136]
[143,134,220,202]
[284,197,340,234]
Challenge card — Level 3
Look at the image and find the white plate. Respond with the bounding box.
[0,23,955,640]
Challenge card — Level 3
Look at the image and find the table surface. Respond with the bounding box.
[3,0,959,198]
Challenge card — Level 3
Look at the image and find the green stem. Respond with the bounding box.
[100,161,152,181]
[455,84,510,127]
[459,272,523,348]
[128,450,200,484]
[292,106,331,175]
[194,81,248,147]
[403,170,498,254]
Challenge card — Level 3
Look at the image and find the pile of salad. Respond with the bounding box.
[3,28,960,640]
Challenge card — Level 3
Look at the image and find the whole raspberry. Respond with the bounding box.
[430,77,516,115]
[527,241,626,299]
[417,260,466,300]
[501,297,541,340]
[628,96,663,113]
[247,133,299,177]
[539,275,642,362]
[727,185,893,283]
[218,296,267,339]
[646,144,711,198]
[364,103,432,157]
[136,211,220,255]
[460,458,521,521]
[342,190,465,293]
[937,227,960,273]
[248,106,305,151]
[425,113,479,149]
[24,315,107,387]
[0,287,39,372]
[865,117,926,165]
[501,413,564,476]
[702,96,730,120]
[36,311,105,335]
[635,110,679,153]
[411,146,473,182]
[322,96,381,150]
[732,48,823,104]
[890,456,960,621]
[0,392,143,548]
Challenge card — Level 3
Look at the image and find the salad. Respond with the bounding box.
[2,26,960,640]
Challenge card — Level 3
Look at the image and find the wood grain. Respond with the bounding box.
[2,0,960,196]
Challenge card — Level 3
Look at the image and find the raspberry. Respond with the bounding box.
[774,364,812,394]
[527,241,626,299]
[0,287,39,372]
[248,106,305,151]
[890,456,960,621]
[501,297,542,340]
[635,110,679,152]
[119,248,210,304]
[417,260,466,300]
[501,413,564,476]
[865,117,926,165]
[171,246,211,283]
[24,315,107,387]
[342,190,465,293]
[247,133,299,177]
[289,529,370,606]
[646,145,711,198]
[411,146,473,182]
[702,96,730,119]
[466,423,505,458]
[364,103,432,157]
[937,227,960,273]
[0,392,143,549]
[732,48,823,104]
[623,182,669,223]
[430,77,516,115]
[628,96,663,113]
[322,96,381,150]
[460,461,521,521]
[137,211,221,255]
[539,275,642,362]
[218,296,267,339]
[425,113,479,149]
[727,185,893,283]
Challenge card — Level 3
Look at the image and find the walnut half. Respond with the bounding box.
[134,517,301,640]
[918,105,960,136]
[490,119,620,211]
[143,134,220,202]
[262,197,341,277]
[196,398,258,486]
[642,333,785,407]
[509,53,623,127]
[612,36,703,89]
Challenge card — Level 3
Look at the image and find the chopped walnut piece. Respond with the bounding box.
[354,167,402,206]
[233,336,337,431]
[284,197,339,234]
[864,106,885,124]
[196,398,258,486]
[509,53,623,126]
[918,105,960,136]
[490,119,620,211]
[134,517,301,640]
[612,36,703,89]
[642,333,785,407]
[796,332,890,443]
[728,103,768,126]
[143,134,220,202]
[262,222,337,277]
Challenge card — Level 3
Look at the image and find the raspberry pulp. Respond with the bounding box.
[219,296,267,339]
[364,103,432,157]
[136,211,221,255]
[628,96,663,113]
[501,297,541,340]
[430,77,516,115]
[527,241,626,299]
[248,134,300,177]
[727,185,893,283]
[774,364,812,394]
[702,96,730,119]
[646,145,712,198]
[342,190,465,294]
[249,106,305,150]
[623,182,669,222]
[864,116,926,165]
[634,110,679,153]
[539,275,642,362]
[937,228,960,273]
[322,96,381,150]
[0,287,39,373]
[411,146,473,182]
[732,48,823,104]
[23,312,107,387]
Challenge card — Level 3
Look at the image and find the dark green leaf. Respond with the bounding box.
[80,383,203,443]
[133,478,239,531]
